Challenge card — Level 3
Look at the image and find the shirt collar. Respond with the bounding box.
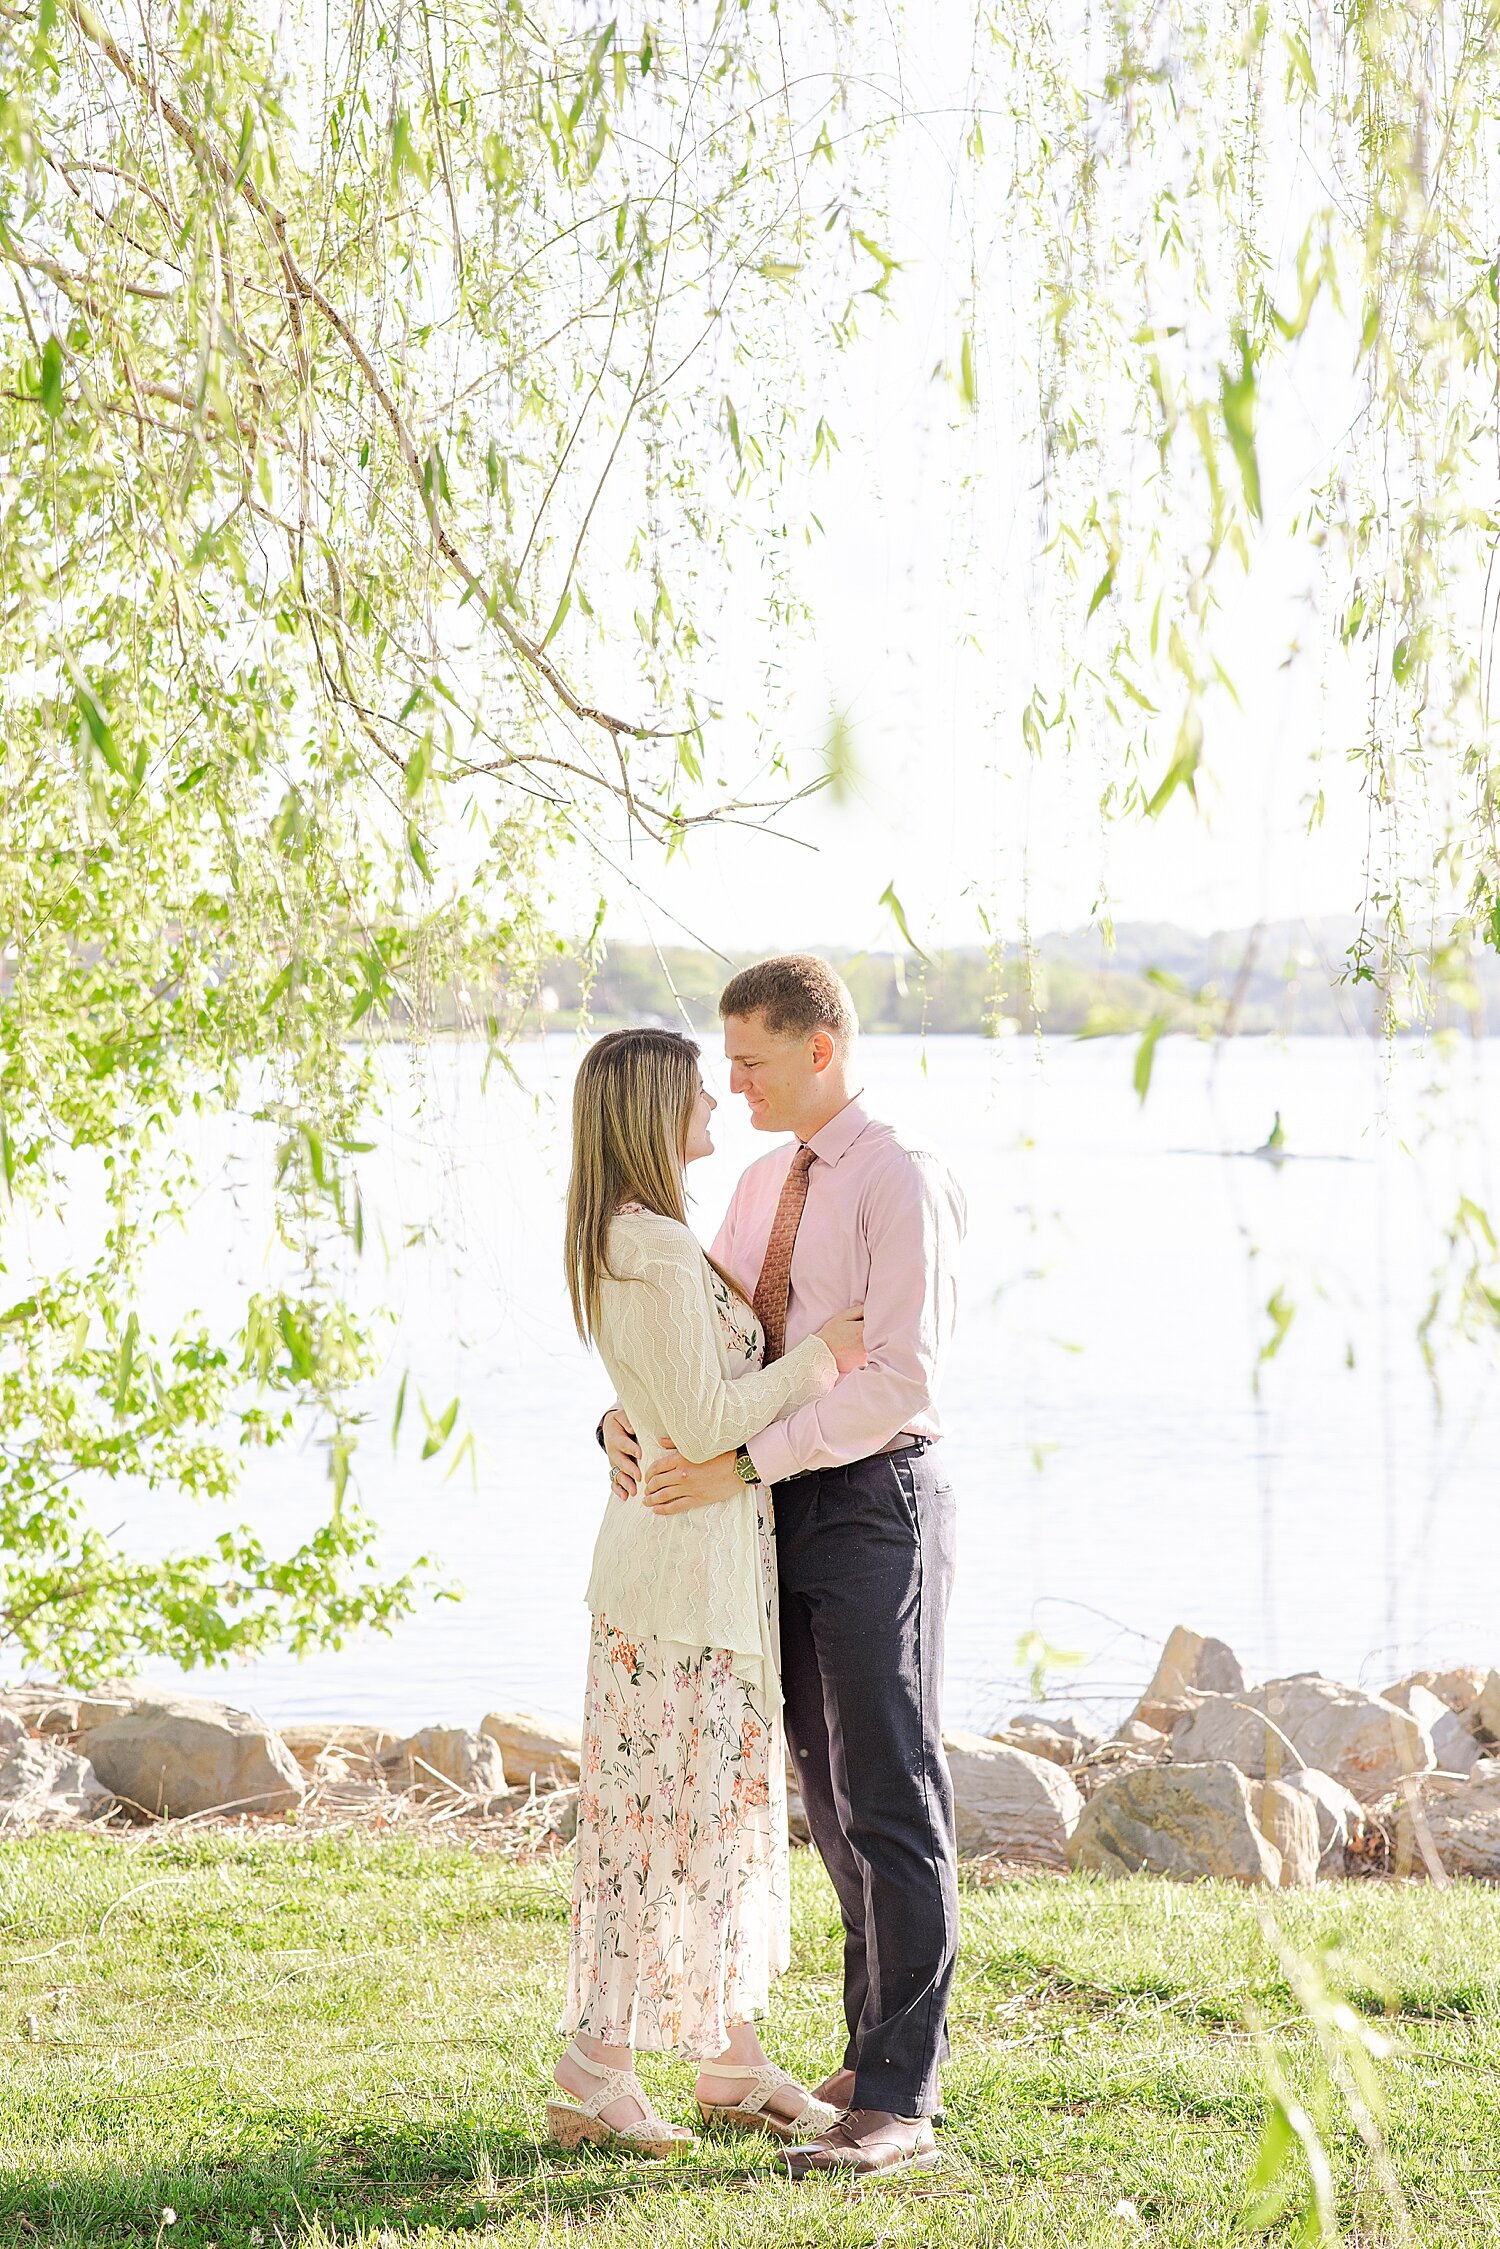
[805,1095,870,1169]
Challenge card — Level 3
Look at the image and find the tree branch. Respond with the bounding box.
[63,0,673,758]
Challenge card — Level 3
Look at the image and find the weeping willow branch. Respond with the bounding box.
[0,0,890,1677]
[65,0,662,753]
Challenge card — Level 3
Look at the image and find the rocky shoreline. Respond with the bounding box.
[2,1625,1498,1884]
[0,1686,582,1842]
[961,1626,1500,1885]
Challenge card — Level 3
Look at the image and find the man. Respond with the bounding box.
[602,954,966,2177]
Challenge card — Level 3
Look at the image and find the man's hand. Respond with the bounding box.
[602,1408,642,1500]
[642,1440,742,1516]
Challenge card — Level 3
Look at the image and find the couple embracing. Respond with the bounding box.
[552,954,966,2178]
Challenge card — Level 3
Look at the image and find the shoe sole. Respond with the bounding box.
[697,2104,809,2145]
[787,2148,944,2182]
[544,2101,687,2158]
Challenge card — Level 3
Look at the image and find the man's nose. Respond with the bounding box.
[729,1064,748,1093]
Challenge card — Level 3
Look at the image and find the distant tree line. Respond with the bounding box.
[511,921,1500,1041]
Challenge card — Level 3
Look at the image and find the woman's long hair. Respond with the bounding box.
[565,1027,713,1341]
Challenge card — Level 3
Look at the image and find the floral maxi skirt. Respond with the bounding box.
[562,1597,790,2058]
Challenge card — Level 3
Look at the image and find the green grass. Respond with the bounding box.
[0,1834,1497,2246]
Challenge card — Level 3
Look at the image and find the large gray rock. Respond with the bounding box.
[1164,1695,1275,1769]
[1135,1626,1247,1732]
[944,1730,1083,1867]
[1073,1738,1166,1799]
[993,1711,1104,1767]
[279,1722,404,1775]
[1283,1767,1365,1875]
[1384,1667,1488,1718]
[543,1787,580,1843]
[1390,1686,1481,1780]
[1402,1761,1500,1881]
[1113,1717,1167,1748]
[479,1710,581,1787]
[1170,1675,1432,1801]
[0,1682,140,1736]
[1393,1685,1486,1777]
[0,1735,113,1826]
[1070,1761,1283,1886]
[1431,1707,1484,1777]
[380,1726,511,1804]
[1395,1681,1445,1727]
[85,1694,305,1819]
[1256,1779,1320,1889]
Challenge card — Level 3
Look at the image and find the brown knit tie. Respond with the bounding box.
[753,1144,816,1366]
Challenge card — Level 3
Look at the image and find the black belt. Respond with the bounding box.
[777,1434,934,1487]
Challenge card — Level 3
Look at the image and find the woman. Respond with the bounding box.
[549,1026,865,2155]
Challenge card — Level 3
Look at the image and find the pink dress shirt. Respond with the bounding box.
[711,1097,966,1486]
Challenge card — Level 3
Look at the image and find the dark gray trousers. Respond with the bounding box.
[773,1444,958,2117]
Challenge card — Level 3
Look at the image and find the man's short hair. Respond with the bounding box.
[719,954,858,1045]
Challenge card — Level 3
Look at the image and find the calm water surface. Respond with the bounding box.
[92,1033,1500,1733]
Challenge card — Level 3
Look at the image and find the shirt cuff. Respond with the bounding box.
[746,1419,798,1487]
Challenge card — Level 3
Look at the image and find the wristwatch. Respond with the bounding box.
[733,1445,759,1487]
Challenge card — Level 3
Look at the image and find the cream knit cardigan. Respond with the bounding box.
[585,1208,837,1700]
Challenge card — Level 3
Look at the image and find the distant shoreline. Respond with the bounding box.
[498,924,1500,1042]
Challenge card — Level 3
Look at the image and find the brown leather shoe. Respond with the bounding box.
[784,2108,939,2178]
[811,2066,856,2111]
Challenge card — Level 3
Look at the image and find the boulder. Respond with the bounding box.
[1256,1778,1320,1889]
[1475,1671,1500,1746]
[1400,1760,1500,1881]
[1283,1767,1365,1876]
[1395,1681,1448,1733]
[1431,1708,1483,1778]
[1134,1625,1246,1732]
[1163,1695,1272,1768]
[993,1711,1104,1767]
[1073,1736,1166,1797]
[1112,1718,1167,1748]
[0,1735,113,1826]
[1070,1761,1282,1886]
[479,1710,581,1788]
[0,1687,53,1729]
[1392,1684,1483,1779]
[84,1694,304,1820]
[943,1730,1083,1868]
[1387,1684,1487,1776]
[380,1726,511,1804]
[1169,1675,1432,1801]
[279,1722,404,1775]
[537,1786,580,1844]
[1384,1667,1488,1718]
[0,1682,140,1735]
[59,1692,141,1735]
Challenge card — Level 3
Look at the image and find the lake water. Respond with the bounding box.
[87,1033,1500,1735]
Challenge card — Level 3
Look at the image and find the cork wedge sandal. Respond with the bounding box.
[695,2060,841,2145]
[546,2047,693,2158]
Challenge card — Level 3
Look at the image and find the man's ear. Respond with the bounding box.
[809,1029,835,1074]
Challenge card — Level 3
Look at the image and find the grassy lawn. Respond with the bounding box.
[0,1833,1496,2246]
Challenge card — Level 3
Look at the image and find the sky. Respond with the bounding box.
[573,493,1374,960]
[546,11,1389,963]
